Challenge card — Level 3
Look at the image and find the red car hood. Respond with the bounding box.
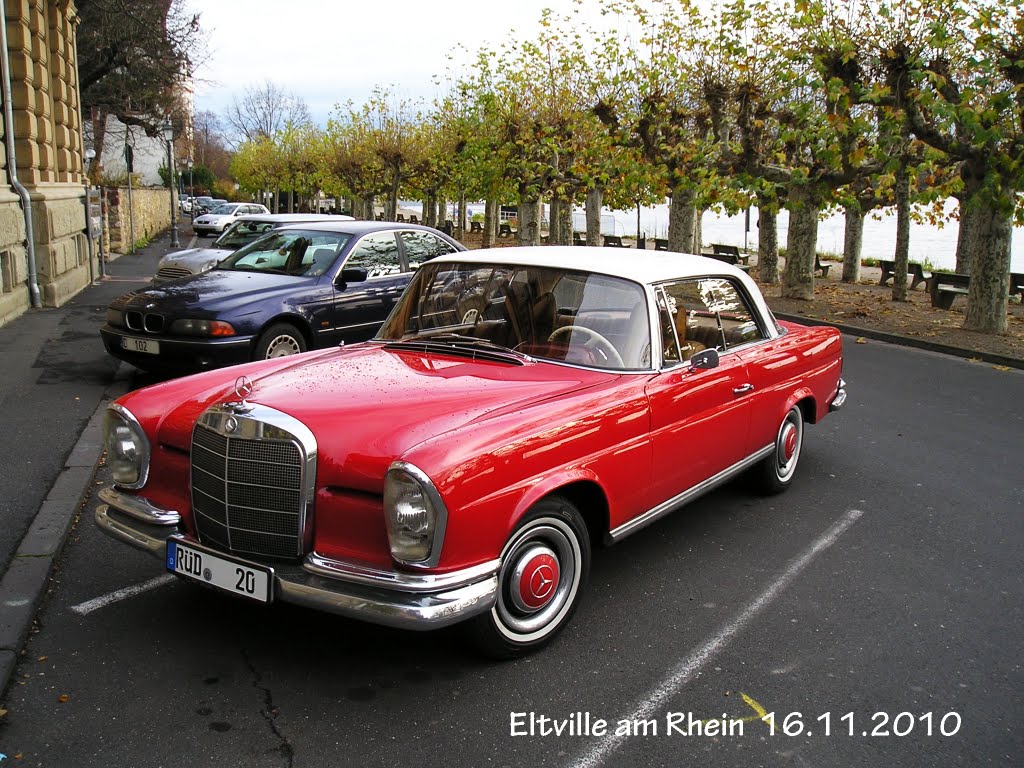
[141,343,612,493]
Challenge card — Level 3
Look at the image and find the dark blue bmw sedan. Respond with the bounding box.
[101,221,465,370]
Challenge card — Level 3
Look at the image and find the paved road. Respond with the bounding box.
[0,339,1020,767]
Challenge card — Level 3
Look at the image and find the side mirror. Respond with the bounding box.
[338,267,368,285]
[689,348,720,371]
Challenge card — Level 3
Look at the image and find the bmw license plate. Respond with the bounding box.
[121,336,159,355]
[166,538,272,603]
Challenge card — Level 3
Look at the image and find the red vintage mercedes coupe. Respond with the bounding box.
[96,247,845,657]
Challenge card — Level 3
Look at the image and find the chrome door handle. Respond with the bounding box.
[733,383,754,395]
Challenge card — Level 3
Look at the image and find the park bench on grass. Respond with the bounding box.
[879,259,931,290]
[928,272,971,309]
[654,238,669,251]
[498,223,514,238]
[603,235,626,247]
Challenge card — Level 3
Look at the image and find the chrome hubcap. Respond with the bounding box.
[776,409,803,481]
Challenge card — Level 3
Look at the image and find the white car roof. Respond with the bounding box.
[432,246,748,285]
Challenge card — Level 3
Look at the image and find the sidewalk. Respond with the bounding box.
[0,231,171,692]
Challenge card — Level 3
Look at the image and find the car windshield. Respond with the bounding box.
[210,204,237,215]
[214,220,276,249]
[377,262,651,370]
[216,229,351,277]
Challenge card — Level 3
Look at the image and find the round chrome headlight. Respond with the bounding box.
[104,404,150,489]
[383,462,448,566]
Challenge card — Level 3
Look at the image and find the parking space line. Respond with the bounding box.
[69,574,176,615]
[568,508,864,768]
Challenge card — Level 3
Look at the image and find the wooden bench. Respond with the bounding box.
[409,214,419,225]
[396,214,406,222]
[470,221,483,233]
[654,238,669,251]
[1010,272,1024,301]
[928,272,970,309]
[603,235,626,248]
[498,223,514,238]
[573,231,585,246]
[706,252,753,273]
[879,259,931,290]
[815,254,836,278]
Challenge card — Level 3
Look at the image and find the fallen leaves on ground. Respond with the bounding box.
[855,337,868,344]
[992,365,1012,371]
[57,693,69,703]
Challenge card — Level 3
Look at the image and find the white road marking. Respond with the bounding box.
[70,574,176,615]
[568,508,865,768]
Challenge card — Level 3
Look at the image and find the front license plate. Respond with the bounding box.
[166,539,272,603]
[120,336,159,355]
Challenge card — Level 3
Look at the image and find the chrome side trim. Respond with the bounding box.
[303,552,499,593]
[98,487,179,525]
[829,378,847,412]
[608,444,775,542]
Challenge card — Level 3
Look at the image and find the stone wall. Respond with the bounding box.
[0,0,91,326]
[104,186,175,254]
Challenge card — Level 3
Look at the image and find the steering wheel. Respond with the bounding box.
[548,325,624,368]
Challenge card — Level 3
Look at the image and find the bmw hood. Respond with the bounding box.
[155,247,232,277]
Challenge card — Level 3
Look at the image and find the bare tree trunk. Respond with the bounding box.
[955,201,979,275]
[387,167,400,221]
[557,196,572,246]
[964,204,1012,333]
[517,194,541,246]
[422,195,433,227]
[436,197,447,230]
[458,194,467,240]
[668,186,696,252]
[288,190,294,214]
[842,205,864,284]
[891,163,911,302]
[782,190,819,300]
[483,197,497,248]
[585,187,602,246]
[362,193,375,220]
[549,195,562,245]
[692,208,703,253]
[274,189,280,214]
[757,207,780,284]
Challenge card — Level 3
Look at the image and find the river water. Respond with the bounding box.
[440,200,1023,272]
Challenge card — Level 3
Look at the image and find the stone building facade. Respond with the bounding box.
[1,0,93,326]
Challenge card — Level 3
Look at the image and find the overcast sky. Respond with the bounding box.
[189,0,615,127]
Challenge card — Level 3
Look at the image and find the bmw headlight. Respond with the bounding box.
[106,307,125,328]
[384,462,448,565]
[104,404,150,488]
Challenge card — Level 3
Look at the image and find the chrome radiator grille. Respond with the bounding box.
[190,404,317,560]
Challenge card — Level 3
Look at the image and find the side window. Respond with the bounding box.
[345,232,402,277]
[661,277,765,358]
[399,231,458,270]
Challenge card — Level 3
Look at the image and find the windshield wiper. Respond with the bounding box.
[385,332,531,364]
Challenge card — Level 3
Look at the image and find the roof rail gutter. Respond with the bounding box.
[1,4,41,308]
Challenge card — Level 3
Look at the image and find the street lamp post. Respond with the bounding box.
[187,158,194,219]
[162,118,179,248]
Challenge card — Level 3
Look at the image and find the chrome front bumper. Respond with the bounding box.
[95,487,498,630]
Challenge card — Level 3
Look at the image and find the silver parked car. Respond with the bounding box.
[155,213,356,283]
[192,202,271,237]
